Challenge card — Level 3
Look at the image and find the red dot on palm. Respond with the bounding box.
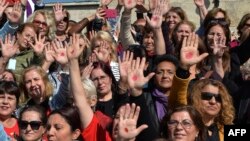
[152,16,158,21]
[71,50,75,54]
[185,52,193,59]
[60,53,65,56]
[128,0,132,4]
[125,128,128,132]
[132,75,138,81]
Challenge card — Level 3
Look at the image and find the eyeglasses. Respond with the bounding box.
[19,120,43,130]
[167,119,193,129]
[201,92,222,103]
[33,20,47,28]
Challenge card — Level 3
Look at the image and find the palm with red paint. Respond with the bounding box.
[124,0,137,10]
[117,103,148,140]
[146,4,163,29]
[180,33,208,69]
[127,57,155,96]
[52,39,68,65]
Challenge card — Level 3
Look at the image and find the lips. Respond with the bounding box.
[0,106,10,110]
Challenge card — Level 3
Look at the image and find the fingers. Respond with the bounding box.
[136,124,148,134]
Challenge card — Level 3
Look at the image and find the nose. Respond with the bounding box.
[3,96,8,104]
[209,96,217,103]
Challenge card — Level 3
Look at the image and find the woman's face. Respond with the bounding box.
[154,61,176,91]
[56,14,68,32]
[240,19,250,34]
[175,23,193,43]
[0,93,16,118]
[200,84,222,118]
[166,11,182,30]
[4,6,13,19]
[168,111,199,141]
[47,114,79,141]
[90,68,112,97]
[143,32,155,56]
[93,40,111,62]
[24,69,46,101]
[20,111,45,141]
[206,25,226,48]
[33,13,48,37]
[17,26,36,49]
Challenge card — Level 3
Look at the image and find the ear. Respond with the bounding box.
[72,129,81,140]
[90,97,97,107]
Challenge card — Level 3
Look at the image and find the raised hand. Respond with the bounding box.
[81,63,94,80]
[100,0,112,6]
[52,39,68,65]
[137,0,144,5]
[88,30,97,41]
[0,34,17,59]
[124,0,137,10]
[146,4,163,29]
[210,36,227,58]
[44,43,55,63]
[95,7,106,20]
[127,57,155,96]
[66,33,84,61]
[194,0,205,7]
[118,51,134,83]
[9,2,22,24]
[0,0,9,18]
[180,33,209,70]
[29,33,46,55]
[93,41,110,63]
[117,103,148,141]
[53,3,65,22]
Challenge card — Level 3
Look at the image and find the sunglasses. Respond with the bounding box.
[19,120,43,130]
[208,19,229,27]
[201,92,222,102]
[63,17,69,22]
[33,20,47,27]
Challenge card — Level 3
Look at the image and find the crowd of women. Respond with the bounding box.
[0,0,250,140]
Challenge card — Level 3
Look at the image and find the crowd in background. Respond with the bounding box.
[0,0,250,141]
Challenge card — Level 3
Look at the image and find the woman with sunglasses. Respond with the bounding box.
[168,33,234,141]
[18,105,47,141]
[161,105,207,141]
[0,80,20,140]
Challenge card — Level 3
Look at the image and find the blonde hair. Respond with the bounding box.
[90,31,117,62]
[27,10,56,40]
[19,66,53,105]
[188,79,235,125]
[81,78,97,99]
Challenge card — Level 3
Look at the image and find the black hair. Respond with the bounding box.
[0,80,20,105]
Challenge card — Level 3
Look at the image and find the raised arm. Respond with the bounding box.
[194,0,208,22]
[169,33,208,108]
[146,0,167,55]
[67,33,94,128]
[120,0,137,50]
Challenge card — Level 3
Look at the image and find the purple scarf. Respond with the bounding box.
[151,89,168,121]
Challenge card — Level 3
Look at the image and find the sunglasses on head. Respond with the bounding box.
[19,120,43,130]
[201,92,222,102]
[208,19,229,27]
